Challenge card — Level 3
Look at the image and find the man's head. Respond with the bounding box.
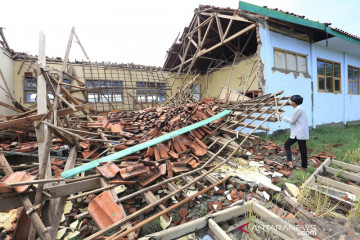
[290,95,303,108]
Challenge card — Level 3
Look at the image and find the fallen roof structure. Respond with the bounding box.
[0,4,360,240]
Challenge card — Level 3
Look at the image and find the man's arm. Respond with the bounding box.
[280,108,302,124]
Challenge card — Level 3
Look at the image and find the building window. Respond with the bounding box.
[273,49,307,73]
[24,76,37,102]
[24,72,73,103]
[136,82,166,103]
[189,84,201,101]
[86,80,123,102]
[348,66,359,94]
[317,59,341,93]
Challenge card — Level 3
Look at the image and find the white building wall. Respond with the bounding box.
[345,53,360,122]
[258,23,360,135]
[0,48,15,115]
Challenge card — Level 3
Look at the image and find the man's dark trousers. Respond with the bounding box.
[284,137,307,168]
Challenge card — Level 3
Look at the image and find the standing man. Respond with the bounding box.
[277,95,309,171]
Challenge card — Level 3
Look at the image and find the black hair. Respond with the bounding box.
[290,95,303,105]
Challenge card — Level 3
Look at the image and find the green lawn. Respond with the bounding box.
[263,121,360,164]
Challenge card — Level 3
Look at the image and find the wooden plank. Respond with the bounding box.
[45,177,101,198]
[0,103,94,129]
[0,100,23,113]
[208,218,232,240]
[324,166,360,183]
[215,13,224,42]
[50,147,77,238]
[106,177,229,240]
[302,158,331,188]
[199,12,251,23]
[331,159,360,173]
[252,203,307,239]
[139,204,249,240]
[316,175,360,195]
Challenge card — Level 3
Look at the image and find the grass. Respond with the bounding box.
[276,166,316,188]
[261,122,360,162]
[298,182,340,218]
[346,194,360,228]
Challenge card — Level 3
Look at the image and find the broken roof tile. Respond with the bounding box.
[119,163,148,179]
[97,162,121,179]
[88,191,123,229]
[0,171,37,193]
[189,141,207,156]
[171,162,189,173]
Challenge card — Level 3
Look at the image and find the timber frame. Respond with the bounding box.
[163,6,261,94]
[139,200,312,240]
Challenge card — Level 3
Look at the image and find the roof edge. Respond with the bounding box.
[238,1,360,45]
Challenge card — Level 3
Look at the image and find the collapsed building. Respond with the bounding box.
[0,1,360,240]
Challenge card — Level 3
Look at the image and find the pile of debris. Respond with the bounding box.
[0,79,295,239]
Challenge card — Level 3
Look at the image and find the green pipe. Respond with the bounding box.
[61,110,231,179]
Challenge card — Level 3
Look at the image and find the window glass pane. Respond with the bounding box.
[286,53,296,71]
[317,60,325,75]
[157,94,165,102]
[113,93,122,102]
[87,80,98,89]
[26,92,37,102]
[319,77,325,90]
[348,67,354,80]
[100,91,111,102]
[334,79,340,92]
[100,81,110,88]
[193,94,201,101]
[326,62,333,76]
[354,68,359,81]
[24,78,37,90]
[113,81,122,87]
[297,56,307,72]
[354,81,359,94]
[137,94,146,102]
[348,81,353,93]
[326,77,333,92]
[88,92,98,102]
[194,84,201,93]
[334,63,340,77]
[274,50,286,69]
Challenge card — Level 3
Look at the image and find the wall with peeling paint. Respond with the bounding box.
[198,55,259,98]
[258,23,360,135]
[258,24,313,134]
[0,49,15,115]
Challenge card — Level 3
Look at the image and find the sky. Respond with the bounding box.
[0,0,359,67]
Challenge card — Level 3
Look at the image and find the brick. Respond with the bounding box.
[272,178,280,184]
[270,206,278,213]
[230,189,238,200]
[276,207,284,215]
[178,208,188,219]
[279,170,291,177]
[285,213,294,220]
[264,158,275,166]
[128,208,137,214]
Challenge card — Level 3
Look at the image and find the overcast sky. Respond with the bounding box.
[1,0,359,67]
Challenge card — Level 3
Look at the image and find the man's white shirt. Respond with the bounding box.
[280,105,309,140]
